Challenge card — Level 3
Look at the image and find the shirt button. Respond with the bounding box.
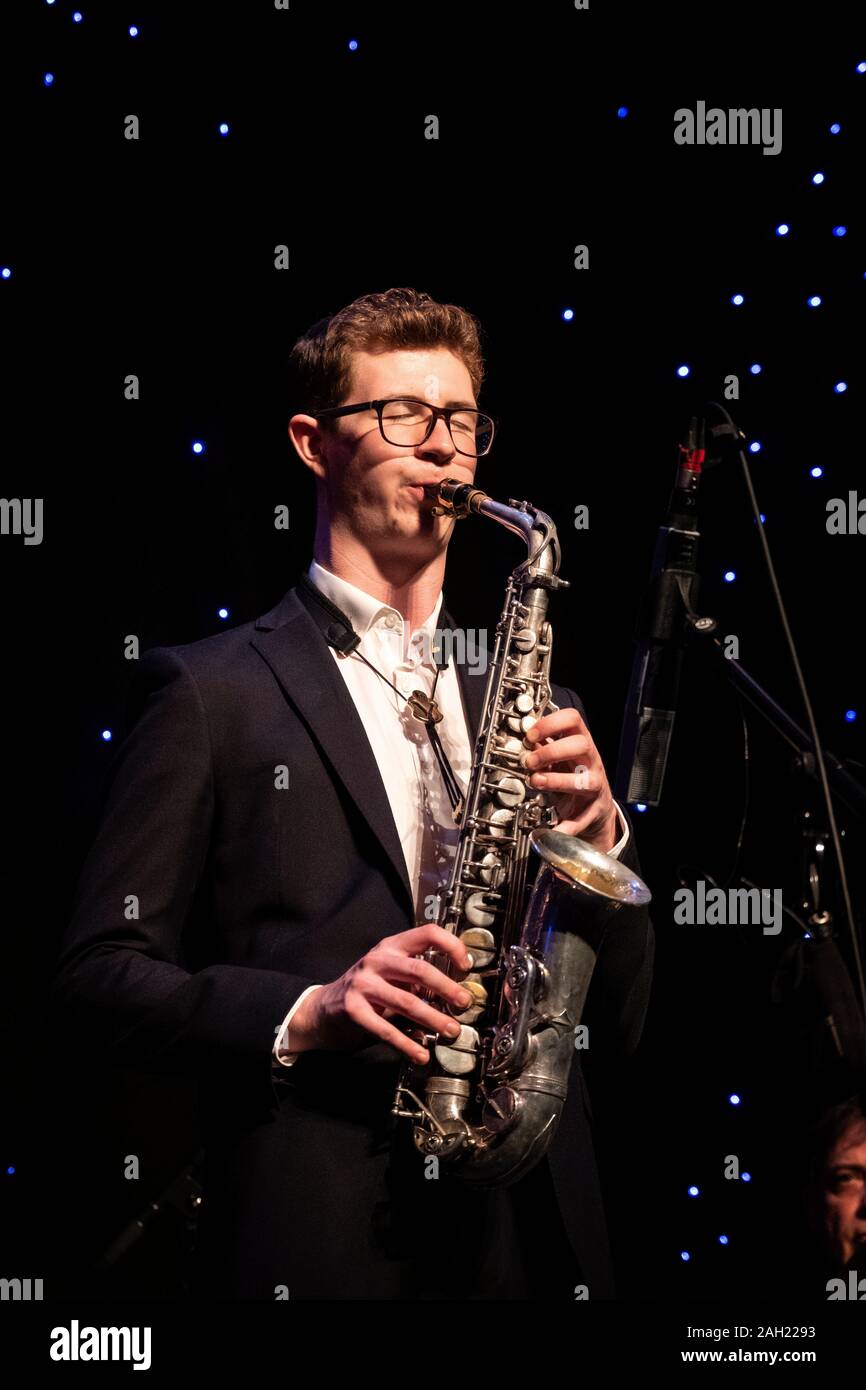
[383,613,399,629]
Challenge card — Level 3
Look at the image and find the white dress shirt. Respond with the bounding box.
[273,559,630,1066]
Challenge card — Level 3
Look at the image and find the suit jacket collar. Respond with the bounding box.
[249,576,487,918]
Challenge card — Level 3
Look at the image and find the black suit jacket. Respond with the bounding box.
[52,578,654,1299]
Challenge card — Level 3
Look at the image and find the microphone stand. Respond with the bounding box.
[616,400,866,1083]
[690,627,866,825]
[681,605,866,1076]
[655,399,866,1063]
[89,1150,205,1287]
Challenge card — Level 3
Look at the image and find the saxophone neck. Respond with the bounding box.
[425,479,569,590]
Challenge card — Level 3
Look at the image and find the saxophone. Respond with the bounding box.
[391,479,651,1187]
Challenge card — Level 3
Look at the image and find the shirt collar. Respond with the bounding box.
[307,559,444,644]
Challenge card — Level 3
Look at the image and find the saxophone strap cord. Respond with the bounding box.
[298,573,465,816]
[356,651,465,817]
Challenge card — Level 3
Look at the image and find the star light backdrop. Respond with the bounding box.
[1,0,864,1301]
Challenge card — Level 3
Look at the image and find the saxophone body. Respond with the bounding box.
[391,479,651,1187]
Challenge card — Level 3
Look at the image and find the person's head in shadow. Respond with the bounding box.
[804,1091,866,1285]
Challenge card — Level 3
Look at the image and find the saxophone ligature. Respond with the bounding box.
[391,479,651,1187]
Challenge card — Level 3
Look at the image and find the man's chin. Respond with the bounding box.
[389,511,449,543]
[374,525,446,558]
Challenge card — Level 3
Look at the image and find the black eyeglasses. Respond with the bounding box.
[314,398,496,458]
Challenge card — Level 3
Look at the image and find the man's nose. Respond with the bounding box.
[419,417,456,457]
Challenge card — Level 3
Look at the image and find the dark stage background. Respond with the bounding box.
[2,0,865,1307]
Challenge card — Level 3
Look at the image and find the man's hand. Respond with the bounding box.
[523,707,619,853]
[288,925,474,1064]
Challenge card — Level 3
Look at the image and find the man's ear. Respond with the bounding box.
[288,414,327,480]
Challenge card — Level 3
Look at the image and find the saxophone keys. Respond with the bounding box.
[481,1085,520,1136]
[517,745,536,770]
[455,977,488,1022]
[434,1024,479,1076]
[458,927,496,970]
[496,735,524,760]
[482,805,514,838]
[506,693,533,733]
[491,774,525,807]
[464,890,497,929]
[478,851,506,888]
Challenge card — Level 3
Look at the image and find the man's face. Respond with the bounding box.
[818,1119,866,1267]
[312,347,479,559]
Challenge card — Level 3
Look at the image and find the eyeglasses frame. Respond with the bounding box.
[312,398,496,458]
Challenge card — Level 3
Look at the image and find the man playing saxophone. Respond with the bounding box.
[53,286,654,1300]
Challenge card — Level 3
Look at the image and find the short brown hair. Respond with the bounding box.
[288,286,487,420]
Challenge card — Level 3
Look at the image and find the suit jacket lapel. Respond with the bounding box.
[250,585,492,919]
[250,587,415,915]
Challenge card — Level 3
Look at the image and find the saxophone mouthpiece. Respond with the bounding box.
[423,480,488,519]
[422,482,447,516]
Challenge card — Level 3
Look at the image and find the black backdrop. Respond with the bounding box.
[2,0,865,1306]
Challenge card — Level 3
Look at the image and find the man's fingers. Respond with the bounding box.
[350,997,431,1064]
[525,707,587,742]
[398,923,472,968]
[366,978,464,1042]
[381,952,472,1011]
[530,771,601,794]
[523,734,592,768]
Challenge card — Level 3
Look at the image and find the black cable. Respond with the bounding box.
[705,400,866,1026]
